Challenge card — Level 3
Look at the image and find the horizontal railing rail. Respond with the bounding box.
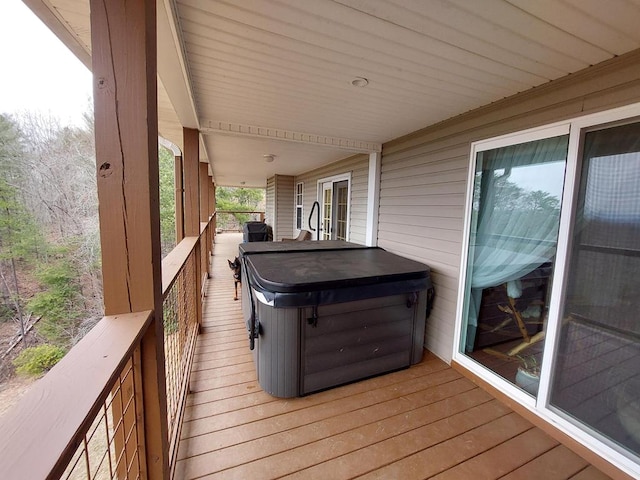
[0,311,153,480]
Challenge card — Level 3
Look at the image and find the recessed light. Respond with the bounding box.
[351,77,369,87]
[263,154,275,162]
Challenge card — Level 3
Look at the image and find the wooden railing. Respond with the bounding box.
[0,215,216,479]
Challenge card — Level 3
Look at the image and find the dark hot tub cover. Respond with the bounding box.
[244,247,431,308]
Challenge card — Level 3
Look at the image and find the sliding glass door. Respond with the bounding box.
[457,109,640,472]
[460,133,568,396]
[549,121,640,458]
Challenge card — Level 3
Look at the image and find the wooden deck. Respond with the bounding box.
[175,233,611,480]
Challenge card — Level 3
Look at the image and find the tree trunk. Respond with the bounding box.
[0,262,26,347]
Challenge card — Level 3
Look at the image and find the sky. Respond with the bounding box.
[0,0,93,127]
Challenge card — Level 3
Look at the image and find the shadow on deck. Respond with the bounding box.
[175,233,610,480]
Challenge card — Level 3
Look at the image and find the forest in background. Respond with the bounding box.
[0,112,102,383]
[0,111,179,385]
[0,111,264,393]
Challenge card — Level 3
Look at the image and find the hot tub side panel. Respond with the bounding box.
[301,291,427,395]
[255,300,301,398]
[413,290,428,365]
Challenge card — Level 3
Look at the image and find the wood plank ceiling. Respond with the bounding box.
[28,0,640,186]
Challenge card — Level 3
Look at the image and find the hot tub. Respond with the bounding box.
[239,241,433,397]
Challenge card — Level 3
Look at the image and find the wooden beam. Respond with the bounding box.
[175,155,184,242]
[90,0,168,478]
[183,128,200,237]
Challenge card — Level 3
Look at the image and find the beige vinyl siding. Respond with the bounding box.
[274,175,295,241]
[265,175,295,241]
[265,176,275,234]
[378,50,640,363]
[295,154,369,244]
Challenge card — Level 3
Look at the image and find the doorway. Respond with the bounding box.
[319,176,350,241]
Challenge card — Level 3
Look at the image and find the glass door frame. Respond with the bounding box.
[317,173,351,241]
[453,102,640,478]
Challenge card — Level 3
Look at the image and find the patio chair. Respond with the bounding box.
[282,230,312,242]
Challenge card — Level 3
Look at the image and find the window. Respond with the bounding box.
[295,182,303,230]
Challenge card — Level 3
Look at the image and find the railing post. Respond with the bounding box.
[90,0,168,477]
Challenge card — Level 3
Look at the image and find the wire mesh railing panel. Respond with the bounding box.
[61,351,143,480]
[163,247,199,462]
[201,236,208,292]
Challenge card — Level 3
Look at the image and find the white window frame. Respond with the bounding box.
[295,182,303,231]
[453,102,640,479]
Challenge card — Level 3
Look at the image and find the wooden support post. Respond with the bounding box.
[208,178,215,254]
[207,177,215,218]
[183,128,202,326]
[211,182,217,239]
[199,163,211,277]
[199,162,209,225]
[90,0,168,478]
[183,128,200,237]
[175,155,184,243]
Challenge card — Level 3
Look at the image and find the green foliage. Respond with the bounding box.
[0,303,13,322]
[29,260,82,346]
[13,344,66,377]
[216,186,264,227]
[159,146,176,257]
[0,111,103,356]
[216,186,263,211]
[0,114,24,177]
[0,116,43,263]
[163,301,179,335]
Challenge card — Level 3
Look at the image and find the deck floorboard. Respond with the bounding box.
[175,233,611,479]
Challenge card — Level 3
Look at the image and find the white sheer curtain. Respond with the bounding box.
[464,135,568,352]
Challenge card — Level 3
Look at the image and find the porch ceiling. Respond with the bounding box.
[27,0,640,187]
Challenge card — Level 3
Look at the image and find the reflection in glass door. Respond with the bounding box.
[550,121,640,457]
[460,135,569,396]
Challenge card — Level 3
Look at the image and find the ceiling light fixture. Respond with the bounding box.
[263,154,275,162]
[351,77,369,87]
